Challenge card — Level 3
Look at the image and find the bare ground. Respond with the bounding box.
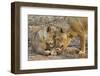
[28,47,87,61]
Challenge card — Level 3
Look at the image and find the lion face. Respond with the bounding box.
[55,28,76,48]
[55,28,68,50]
[56,34,67,49]
[46,33,55,48]
[46,26,56,49]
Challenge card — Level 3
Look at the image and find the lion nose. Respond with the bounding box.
[50,40,53,44]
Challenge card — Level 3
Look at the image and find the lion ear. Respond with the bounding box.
[60,28,64,33]
[47,26,51,32]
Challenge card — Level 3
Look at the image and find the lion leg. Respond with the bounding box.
[79,34,86,56]
[34,47,51,56]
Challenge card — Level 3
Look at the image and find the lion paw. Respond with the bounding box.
[44,50,51,56]
[50,50,57,56]
[79,51,86,57]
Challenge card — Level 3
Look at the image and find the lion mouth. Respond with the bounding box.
[49,44,54,48]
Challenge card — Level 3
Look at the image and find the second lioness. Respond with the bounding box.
[54,17,87,55]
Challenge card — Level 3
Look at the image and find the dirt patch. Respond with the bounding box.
[28,47,87,61]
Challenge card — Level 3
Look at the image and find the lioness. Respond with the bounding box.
[31,25,56,56]
[55,17,88,55]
